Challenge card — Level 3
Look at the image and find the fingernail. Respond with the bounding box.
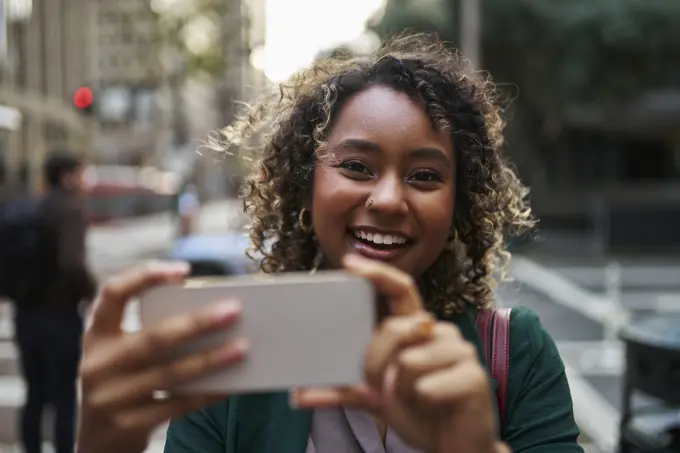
[412,318,436,340]
[218,338,249,362]
[212,301,241,321]
[233,337,249,352]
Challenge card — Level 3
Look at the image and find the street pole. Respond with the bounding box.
[221,0,243,127]
[460,0,481,70]
[213,0,244,198]
[171,20,187,149]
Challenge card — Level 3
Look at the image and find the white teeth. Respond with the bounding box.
[353,230,407,245]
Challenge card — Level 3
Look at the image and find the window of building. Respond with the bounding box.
[121,14,134,44]
[44,122,67,144]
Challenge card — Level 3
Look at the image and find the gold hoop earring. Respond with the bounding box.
[298,208,313,234]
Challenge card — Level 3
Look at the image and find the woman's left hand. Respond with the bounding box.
[293,254,505,453]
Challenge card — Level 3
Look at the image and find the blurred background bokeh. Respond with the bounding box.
[0,1,679,452]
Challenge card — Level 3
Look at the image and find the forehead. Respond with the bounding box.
[326,85,453,154]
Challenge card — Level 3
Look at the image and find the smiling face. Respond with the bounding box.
[311,85,456,277]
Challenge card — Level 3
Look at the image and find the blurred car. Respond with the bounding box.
[167,233,254,277]
[84,165,180,225]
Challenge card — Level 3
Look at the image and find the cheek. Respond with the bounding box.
[415,190,455,241]
[311,166,355,230]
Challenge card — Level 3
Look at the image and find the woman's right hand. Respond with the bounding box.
[77,262,248,453]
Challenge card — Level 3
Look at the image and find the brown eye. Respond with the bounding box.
[339,160,372,175]
[409,170,443,183]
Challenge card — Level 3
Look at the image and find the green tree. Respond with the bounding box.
[152,0,226,80]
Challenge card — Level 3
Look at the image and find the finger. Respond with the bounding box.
[343,254,423,315]
[88,337,248,411]
[394,325,468,398]
[114,394,226,433]
[364,314,436,391]
[292,385,381,412]
[495,442,512,453]
[90,261,190,334]
[413,362,490,407]
[81,300,242,384]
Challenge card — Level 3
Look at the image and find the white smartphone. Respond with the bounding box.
[139,271,376,394]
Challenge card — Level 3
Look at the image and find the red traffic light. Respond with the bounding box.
[74,87,93,109]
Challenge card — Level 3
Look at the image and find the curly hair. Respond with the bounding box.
[212,33,535,316]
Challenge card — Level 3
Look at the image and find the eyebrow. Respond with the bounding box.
[332,138,452,168]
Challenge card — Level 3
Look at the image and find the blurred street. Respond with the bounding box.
[88,198,246,279]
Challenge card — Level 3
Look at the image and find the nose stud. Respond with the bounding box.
[366,198,374,208]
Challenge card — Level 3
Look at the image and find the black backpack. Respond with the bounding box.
[0,197,56,305]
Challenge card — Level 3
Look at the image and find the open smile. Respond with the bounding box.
[346,228,413,262]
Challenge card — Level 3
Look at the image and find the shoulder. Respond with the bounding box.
[508,307,557,360]
[503,307,583,452]
[506,306,565,397]
[41,192,81,218]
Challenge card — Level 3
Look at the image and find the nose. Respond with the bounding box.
[368,173,408,216]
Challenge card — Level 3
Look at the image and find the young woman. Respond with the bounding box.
[76,34,583,453]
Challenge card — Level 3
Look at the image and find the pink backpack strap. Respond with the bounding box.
[475,308,512,428]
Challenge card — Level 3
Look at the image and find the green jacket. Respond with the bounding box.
[164,307,584,453]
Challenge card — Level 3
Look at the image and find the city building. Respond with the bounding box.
[0,0,269,197]
[0,0,95,193]
[90,0,162,165]
[90,0,268,199]
[194,0,269,198]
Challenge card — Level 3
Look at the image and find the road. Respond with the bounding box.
[88,199,246,278]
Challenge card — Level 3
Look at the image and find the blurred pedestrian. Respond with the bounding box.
[10,151,96,453]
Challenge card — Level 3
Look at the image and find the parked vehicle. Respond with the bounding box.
[166,233,254,277]
[84,165,180,225]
